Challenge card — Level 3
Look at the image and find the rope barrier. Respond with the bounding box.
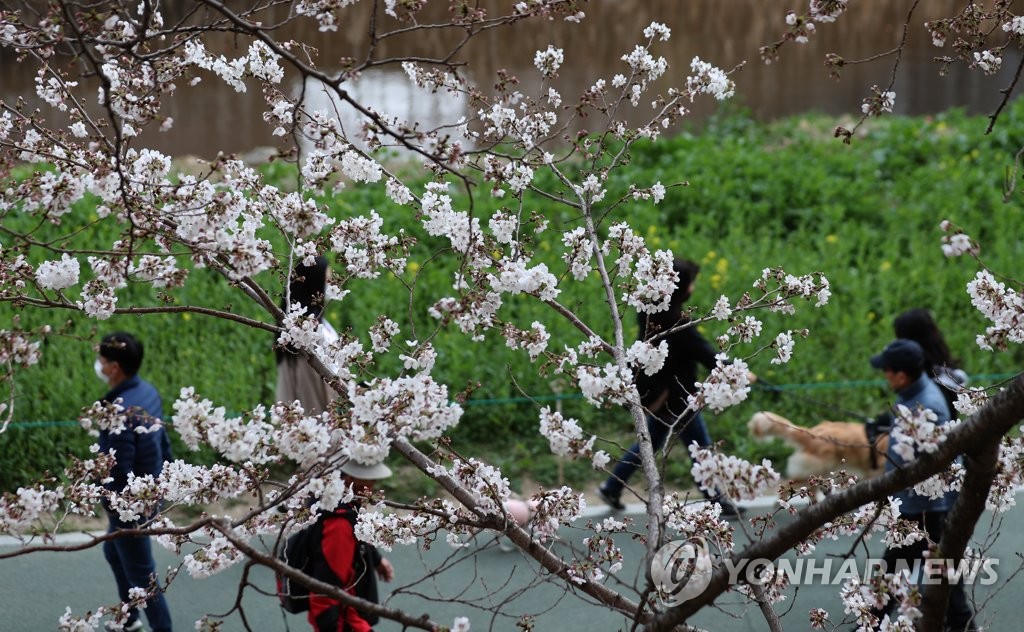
[5,373,1018,430]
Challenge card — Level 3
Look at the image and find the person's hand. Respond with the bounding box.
[747,371,758,384]
[377,557,395,582]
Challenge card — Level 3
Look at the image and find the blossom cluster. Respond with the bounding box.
[602,224,679,313]
[987,435,1024,512]
[809,0,849,23]
[0,484,66,535]
[661,492,735,548]
[940,223,977,258]
[35,254,81,290]
[753,267,831,312]
[575,362,636,407]
[528,486,585,542]
[972,50,1002,75]
[537,406,607,468]
[889,404,952,463]
[533,46,565,77]
[354,500,462,551]
[686,57,735,101]
[761,1,849,63]
[625,339,668,375]
[688,355,753,412]
[329,210,408,279]
[0,329,44,371]
[860,86,896,117]
[294,0,363,32]
[839,573,921,631]
[429,458,513,517]
[621,46,668,105]
[568,533,623,584]
[966,270,1024,351]
[735,562,792,605]
[1004,16,1024,36]
[182,40,284,92]
[688,443,780,501]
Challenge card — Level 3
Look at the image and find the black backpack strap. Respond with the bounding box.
[333,505,380,627]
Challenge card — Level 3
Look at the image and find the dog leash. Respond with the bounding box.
[754,378,873,423]
[754,379,889,469]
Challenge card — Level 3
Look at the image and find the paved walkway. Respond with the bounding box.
[2,495,1020,631]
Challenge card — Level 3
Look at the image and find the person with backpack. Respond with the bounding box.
[893,308,969,417]
[307,459,394,632]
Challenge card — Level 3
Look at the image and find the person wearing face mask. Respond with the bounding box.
[95,332,173,632]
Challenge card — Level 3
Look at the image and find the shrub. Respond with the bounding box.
[3,104,1021,494]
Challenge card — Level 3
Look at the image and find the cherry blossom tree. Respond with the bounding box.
[1,1,1023,631]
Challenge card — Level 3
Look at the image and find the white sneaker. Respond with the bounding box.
[106,620,144,632]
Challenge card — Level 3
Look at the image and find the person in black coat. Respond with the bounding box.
[597,259,745,518]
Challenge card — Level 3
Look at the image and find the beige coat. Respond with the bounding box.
[275,321,339,416]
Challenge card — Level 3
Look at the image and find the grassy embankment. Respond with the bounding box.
[2,104,1022,502]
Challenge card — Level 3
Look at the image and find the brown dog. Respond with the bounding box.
[748,411,888,480]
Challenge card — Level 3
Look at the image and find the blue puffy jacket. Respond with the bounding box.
[98,374,172,496]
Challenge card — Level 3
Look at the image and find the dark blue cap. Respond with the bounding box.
[870,338,924,373]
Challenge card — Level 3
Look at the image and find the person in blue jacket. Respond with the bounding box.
[868,338,975,632]
[96,332,173,632]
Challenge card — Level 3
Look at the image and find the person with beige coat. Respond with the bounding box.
[276,256,339,416]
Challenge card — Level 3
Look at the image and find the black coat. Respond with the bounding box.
[635,314,718,422]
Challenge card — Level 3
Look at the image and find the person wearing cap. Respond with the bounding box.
[868,339,976,631]
[95,332,173,632]
[308,459,394,632]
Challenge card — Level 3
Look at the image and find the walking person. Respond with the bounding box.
[596,258,748,518]
[893,308,969,417]
[95,332,173,632]
[867,338,975,631]
[308,459,395,632]
[276,256,339,416]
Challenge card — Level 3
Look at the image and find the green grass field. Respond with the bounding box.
[2,103,1022,498]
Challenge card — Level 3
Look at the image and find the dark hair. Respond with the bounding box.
[639,258,700,337]
[893,308,958,369]
[99,332,144,376]
[282,256,329,320]
[276,256,329,362]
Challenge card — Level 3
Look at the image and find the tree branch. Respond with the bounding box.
[650,373,1024,631]
[391,436,645,621]
[918,435,1000,629]
[750,583,784,632]
[208,518,438,630]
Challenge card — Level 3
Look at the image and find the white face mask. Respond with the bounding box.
[94,358,108,384]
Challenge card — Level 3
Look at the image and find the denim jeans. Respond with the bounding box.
[103,512,173,632]
[603,411,714,498]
